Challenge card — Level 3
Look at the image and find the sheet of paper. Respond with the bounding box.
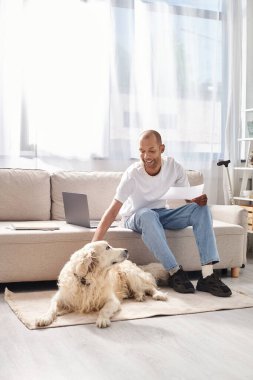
[161,184,204,200]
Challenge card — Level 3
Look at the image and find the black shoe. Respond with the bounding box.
[196,273,232,297]
[168,266,195,294]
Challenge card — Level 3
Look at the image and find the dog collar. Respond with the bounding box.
[74,273,91,286]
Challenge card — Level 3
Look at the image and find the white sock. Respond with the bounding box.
[201,264,213,278]
[169,265,180,276]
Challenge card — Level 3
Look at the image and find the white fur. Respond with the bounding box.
[140,263,170,286]
[36,241,168,328]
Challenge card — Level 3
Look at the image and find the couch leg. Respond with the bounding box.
[231,267,240,278]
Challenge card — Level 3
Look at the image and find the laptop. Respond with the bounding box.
[10,221,60,231]
[62,192,104,228]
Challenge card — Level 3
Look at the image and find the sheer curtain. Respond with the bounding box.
[0,0,111,170]
[110,0,223,204]
[222,0,243,204]
[0,0,244,204]
[0,1,22,158]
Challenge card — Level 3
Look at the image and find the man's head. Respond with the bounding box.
[139,130,165,176]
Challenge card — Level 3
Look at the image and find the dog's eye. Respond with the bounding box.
[106,245,111,250]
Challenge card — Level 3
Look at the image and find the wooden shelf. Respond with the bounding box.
[238,205,253,232]
[235,122,253,223]
[234,167,253,170]
[233,196,253,202]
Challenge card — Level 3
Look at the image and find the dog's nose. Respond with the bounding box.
[123,249,128,258]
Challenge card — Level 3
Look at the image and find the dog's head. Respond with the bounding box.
[72,241,128,277]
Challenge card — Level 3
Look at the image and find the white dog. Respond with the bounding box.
[36,241,168,328]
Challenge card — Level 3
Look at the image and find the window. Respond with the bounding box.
[2,0,223,169]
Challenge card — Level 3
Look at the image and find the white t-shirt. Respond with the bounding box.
[115,156,189,218]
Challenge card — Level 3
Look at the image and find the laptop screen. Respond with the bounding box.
[62,192,95,228]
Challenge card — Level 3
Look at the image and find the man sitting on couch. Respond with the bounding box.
[92,129,232,297]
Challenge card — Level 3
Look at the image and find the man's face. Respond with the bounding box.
[139,134,165,176]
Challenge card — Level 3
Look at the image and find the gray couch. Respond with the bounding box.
[0,168,248,283]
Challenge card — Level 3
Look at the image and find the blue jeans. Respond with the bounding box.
[124,203,220,271]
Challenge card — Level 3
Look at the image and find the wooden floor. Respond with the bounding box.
[1,254,253,380]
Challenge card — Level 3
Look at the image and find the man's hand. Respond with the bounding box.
[191,194,208,206]
[92,199,122,242]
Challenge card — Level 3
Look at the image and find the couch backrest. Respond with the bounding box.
[186,170,204,186]
[51,171,123,220]
[51,170,203,220]
[0,169,51,221]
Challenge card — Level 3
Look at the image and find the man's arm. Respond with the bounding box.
[92,199,123,242]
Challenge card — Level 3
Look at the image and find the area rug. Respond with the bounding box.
[4,286,253,330]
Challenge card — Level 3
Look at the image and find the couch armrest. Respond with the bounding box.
[210,205,248,268]
[210,205,248,229]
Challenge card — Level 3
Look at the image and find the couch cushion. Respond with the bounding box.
[0,169,51,221]
[0,219,244,282]
[51,171,123,220]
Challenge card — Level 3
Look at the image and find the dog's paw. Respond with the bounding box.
[152,291,168,301]
[134,293,146,302]
[35,315,54,327]
[96,315,111,328]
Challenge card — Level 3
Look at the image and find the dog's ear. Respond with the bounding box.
[75,249,97,277]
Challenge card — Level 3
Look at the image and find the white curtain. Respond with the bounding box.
[222,0,243,204]
[0,0,244,204]
[0,1,22,157]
